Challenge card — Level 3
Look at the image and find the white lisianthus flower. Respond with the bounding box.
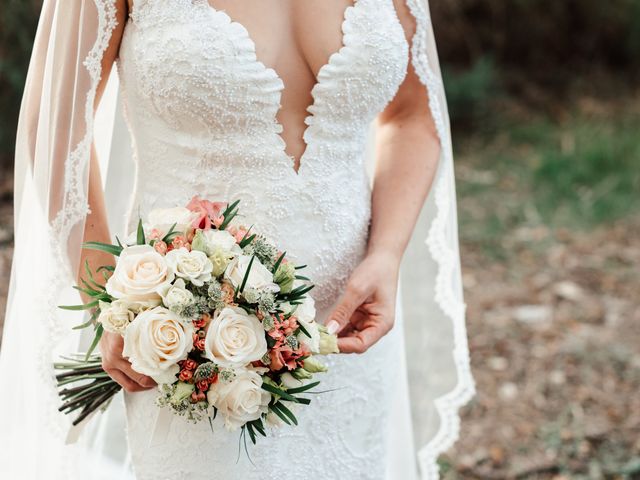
[158,278,194,311]
[122,306,194,384]
[165,248,213,287]
[224,255,279,292]
[208,248,233,277]
[206,368,270,430]
[147,206,199,236]
[204,306,267,368]
[297,317,320,354]
[97,300,134,335]
[106,245,174,303]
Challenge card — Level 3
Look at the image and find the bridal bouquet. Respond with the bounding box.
[56,197,338,443]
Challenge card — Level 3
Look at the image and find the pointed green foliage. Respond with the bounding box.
[136,218,145,245]
[162,223,179,244]
[85,324,104,361]
[82,241,123,257]
[271,251,286,274]
[239,255,255,293]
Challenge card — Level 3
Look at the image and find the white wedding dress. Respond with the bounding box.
[118,0,414,478]
[1,0,474,478]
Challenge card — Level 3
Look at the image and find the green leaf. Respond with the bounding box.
[286,380,320,395]
[219,200,240,230]
[96,265,115,273]
[59,300,99,311]
[294,264,307,270]
[252,419,266,437]
[294,275,311,281]
[136,218,145,245]
[82,241,123,257]
[85,324,104,361]
[273,401,298,425]
[222,199,240,218]
[72,315,98,331]
[271,251,286,274]
[246,423,257,444]
[296,321,311,338]
[269,404,292,425]
[239,255,255,293]
[239,233,256,249]
[292,396,311,405]
[161,223,179,244]
[261,383,298,403]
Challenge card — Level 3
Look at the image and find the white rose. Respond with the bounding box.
[159,279,194,311]
[202,229,241,254]
[106,245,174,303]
[204,306,267,367]
[165,248,213,286]
[206,368,270,430]
[295,295,316,323]
[224,255,278,291]
[122,306,194,384]
[97,300,134,335]
[147,206,199,236]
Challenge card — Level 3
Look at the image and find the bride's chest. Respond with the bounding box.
[118,0,409,135]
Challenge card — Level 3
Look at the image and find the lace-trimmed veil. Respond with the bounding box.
[0,0,474,478]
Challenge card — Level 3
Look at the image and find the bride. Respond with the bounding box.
[0,0,473,479]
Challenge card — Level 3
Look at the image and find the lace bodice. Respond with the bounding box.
[117,0,409,313]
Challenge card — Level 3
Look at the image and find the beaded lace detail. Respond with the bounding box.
[117,0,413,478]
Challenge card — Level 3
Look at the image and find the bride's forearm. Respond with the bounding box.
[367,113,440,264]
[78,144,114,287]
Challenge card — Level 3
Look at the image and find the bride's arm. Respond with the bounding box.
[80,1,127,283]
[82,0,156,392]
[327,1,441,353]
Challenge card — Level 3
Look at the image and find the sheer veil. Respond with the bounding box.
[0,0,474,478]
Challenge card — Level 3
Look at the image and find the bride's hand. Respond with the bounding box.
[100,330,157,392]
[325,252,399,354]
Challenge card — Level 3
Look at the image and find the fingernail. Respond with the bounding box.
[326,320,340,335]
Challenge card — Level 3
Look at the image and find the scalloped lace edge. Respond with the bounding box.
[37,0,119,444]
[405,0,476,478]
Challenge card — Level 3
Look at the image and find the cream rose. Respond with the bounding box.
[106,245,174,303]
[158,279,194,311]
[147,206,199,236]
[122,306,194,384]
[165,248,213,286]
[206,368,270,430]
[97,300,134,335]
[224,255,278,291]
[204,306,267,367]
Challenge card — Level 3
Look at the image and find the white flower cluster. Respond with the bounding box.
[98,206,314,429]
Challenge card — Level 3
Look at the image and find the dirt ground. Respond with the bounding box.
[441,216,640,479]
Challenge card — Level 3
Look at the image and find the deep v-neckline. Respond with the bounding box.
[203,0,360,177]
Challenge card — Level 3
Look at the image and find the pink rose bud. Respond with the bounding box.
[194,338,206,351]
[154,241,168,255]
[179,369,193,382]
[172,236,187,249]
[196,380,209,392]
[184,359,198,371]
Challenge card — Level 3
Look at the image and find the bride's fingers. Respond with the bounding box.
[326,284,369,335]
[105,367,148,393]
[116,360,157,388]
[337,324,384,354]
